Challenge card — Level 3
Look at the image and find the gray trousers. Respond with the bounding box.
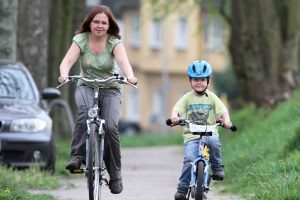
[71,86,122,180]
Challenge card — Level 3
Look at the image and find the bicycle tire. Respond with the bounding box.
[87,122,100,200]
[195,161,205,200]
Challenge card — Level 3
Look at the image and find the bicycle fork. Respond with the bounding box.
[190,158,211,188]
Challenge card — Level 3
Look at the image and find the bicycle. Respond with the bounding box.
[57,74,137,200]
[166,119,237,200]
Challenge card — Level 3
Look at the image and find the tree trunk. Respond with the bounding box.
[17,0,49,90]
[48,0,85,137]
[229,0,300,107]
[0,0,18,60]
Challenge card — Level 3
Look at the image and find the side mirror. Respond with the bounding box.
[41,87,61,99]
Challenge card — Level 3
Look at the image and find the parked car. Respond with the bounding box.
[0,60,60,173]
[118,120,141,135]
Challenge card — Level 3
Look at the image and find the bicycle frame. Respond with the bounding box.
[57,74,137,200]
[166,119,237,200]
[189,134,212,200]
[85,83,107,200]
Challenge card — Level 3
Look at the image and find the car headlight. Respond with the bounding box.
[10,118,47,132]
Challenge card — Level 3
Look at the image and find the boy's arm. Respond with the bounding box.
[218,111,233,129]
[171,110,180,125]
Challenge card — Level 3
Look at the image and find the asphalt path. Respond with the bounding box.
[31,146,244,200]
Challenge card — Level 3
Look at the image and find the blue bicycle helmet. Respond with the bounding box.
[187,60,212,78]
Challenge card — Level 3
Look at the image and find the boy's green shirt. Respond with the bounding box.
[173,89,228,143]
[73,32,121,89]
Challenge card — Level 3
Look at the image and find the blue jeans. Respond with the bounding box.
[177,135,222,192]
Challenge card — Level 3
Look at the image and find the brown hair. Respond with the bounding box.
[76,5,121,39]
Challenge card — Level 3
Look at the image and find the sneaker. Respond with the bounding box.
[174,190,187,200]
[109,179,123,194]
[212,164,225,180]
[65,157,82,171]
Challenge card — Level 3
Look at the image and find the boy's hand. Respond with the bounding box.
[171,117,180,125]
[223,121,233,129]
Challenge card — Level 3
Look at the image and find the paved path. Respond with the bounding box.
[31,146,243,200]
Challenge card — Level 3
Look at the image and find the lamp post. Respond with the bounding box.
[161,18,170,133]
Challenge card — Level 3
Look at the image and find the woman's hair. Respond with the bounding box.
[76,5,121,39]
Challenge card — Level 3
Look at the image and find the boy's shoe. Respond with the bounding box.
[109,179,123,194]
[65,157,82,171]
[174,190,188,200]
[212,164,225,180]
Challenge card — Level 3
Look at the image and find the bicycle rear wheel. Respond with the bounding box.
[195,161,205,200]
[87,122,100,200]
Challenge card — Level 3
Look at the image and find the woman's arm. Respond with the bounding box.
[113,43,137,84]
[58,42,81,83]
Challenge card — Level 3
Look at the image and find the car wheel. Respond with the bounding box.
[44,135,56,174]
[123,126,138,136]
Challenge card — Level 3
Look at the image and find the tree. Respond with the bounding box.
[225,0,300,106]
[0,0,18,60]
[148,0,300,107]
[0,0,85,137]
[17,0,49,89]
[48,0,85,137]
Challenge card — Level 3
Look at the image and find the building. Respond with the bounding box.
[88,0,229,132]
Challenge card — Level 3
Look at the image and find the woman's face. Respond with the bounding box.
[90,13,109,37]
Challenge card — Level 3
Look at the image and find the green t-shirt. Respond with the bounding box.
[73,32,122,88]
[173,89,228,143]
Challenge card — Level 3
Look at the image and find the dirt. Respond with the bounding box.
[30,146,244,200]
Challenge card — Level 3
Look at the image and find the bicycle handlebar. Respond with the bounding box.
[165,118,237,132]
[56,74,138,89]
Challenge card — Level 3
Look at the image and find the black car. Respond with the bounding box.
[0,60,60,173]
[118,120,141,135]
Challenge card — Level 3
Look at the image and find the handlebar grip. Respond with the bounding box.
[230,125,238,132]
[166,119,172,126]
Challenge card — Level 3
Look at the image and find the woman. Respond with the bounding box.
[58,5,137,194]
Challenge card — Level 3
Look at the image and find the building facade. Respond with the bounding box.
[98,0,229,132]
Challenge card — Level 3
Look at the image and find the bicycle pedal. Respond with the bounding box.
[70,168,84,174]
[101,177,109,185]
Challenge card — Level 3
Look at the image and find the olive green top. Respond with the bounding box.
[73,32,121,89]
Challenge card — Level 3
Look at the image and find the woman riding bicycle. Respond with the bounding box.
[57,5,137,194]
[170,60,232,200]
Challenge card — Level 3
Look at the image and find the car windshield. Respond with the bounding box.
[0,67,35,100]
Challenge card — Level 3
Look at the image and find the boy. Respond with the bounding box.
[170,60,233,200]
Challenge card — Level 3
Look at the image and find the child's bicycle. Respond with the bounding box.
[166,119,237,200]
[57,74,137,200]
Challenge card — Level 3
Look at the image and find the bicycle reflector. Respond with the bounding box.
[88,108,98,118]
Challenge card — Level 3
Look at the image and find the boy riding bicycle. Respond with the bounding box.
[170,60,233,200]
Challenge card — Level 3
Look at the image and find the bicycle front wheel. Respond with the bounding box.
[87,122,101,200]
[195,161,205,200]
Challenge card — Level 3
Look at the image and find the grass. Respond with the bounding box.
[1,89,300,199]
[219,90,300,199]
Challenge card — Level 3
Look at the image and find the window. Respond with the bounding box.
[0,68,35,100]
[203,14,224,52]
[150,90,164,124]
[129,13,140,48]
[175,16,188,50]
[149,19,162,50]
[127,89,139,121]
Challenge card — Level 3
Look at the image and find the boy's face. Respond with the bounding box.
[190,78,209,93]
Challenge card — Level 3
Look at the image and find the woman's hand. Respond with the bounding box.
[127,75,138,85]
[58,75,68,84]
